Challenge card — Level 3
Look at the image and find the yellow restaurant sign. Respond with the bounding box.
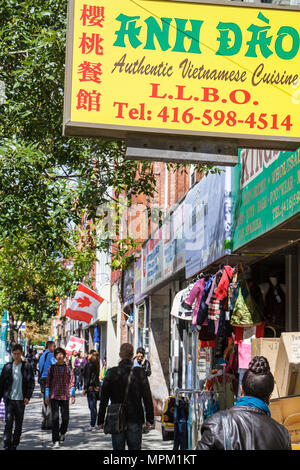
[63,0,300,151]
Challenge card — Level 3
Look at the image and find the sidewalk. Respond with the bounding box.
[0,380,173,451]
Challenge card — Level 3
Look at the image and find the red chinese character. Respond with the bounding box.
[76,89,101,112]
[79,33,103,55]
[78,61,103,83]
[80,4,105,27]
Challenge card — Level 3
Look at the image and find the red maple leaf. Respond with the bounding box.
[76,296,92,308]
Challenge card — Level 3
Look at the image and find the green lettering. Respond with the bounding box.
[172,19,203,54]
[245,12,273,59]
[216,22,242,56]
[114,14,142,49]
[144,17,172,51]
[275,26,300,60]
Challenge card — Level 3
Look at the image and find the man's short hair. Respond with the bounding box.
[54,347,66,358]
[12,344,23,353]
[46,341,55,349]
[136,347,146,356]
[119,343,134,360]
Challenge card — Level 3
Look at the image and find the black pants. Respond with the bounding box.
[40,379,52,429]
[50,399,69,443]
[3,399,25,449]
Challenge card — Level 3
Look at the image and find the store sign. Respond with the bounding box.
[232,148,300,250]
[63,0,300,155]
[185,169,232,278]
[122,262,135,307]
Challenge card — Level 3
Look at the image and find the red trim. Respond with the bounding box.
[78,284,103,303]
[65,308,93,323]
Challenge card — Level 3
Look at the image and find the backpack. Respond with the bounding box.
[38,351,50,384]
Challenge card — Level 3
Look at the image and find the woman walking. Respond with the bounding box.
[83,351,100,432]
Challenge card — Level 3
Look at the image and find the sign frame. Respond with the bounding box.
[63,0,300,158]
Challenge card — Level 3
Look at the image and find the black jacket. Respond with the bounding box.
[134,357,151,377]
[97,359,154,426]
[83,361,100,390]
[196,405,291,450]
[0,361,35,403]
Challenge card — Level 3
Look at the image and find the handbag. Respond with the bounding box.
[230,265,262,328]
[104,366,134,435]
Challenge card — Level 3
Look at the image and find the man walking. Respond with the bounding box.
[0,344,35,450]
[45,347,75,449]
[97,343,154,450]
[39,340,56,430]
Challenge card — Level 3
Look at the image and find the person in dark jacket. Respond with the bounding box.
[97,343,154,450]
[196,356,291,450]
[0,344,35,450]
[83,350,100,431]
[133,347,151,377]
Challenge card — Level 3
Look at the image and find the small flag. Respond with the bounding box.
[65,283,104,324]
[65,336,85,356]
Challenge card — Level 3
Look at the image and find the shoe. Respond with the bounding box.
[52,441,60,449]
[59,434,65,442]
[84,425,96,432]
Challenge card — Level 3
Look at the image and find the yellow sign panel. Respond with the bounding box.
[63,0,300,147]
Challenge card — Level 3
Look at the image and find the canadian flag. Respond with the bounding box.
[65,336,85,356]
[65,283,104,324]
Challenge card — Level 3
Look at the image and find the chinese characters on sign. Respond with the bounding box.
[76,4,105,113]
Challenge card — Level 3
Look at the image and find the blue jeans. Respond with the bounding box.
[111,422,143,450]
[87,391,97,427]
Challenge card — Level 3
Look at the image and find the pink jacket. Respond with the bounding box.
[185,278,206,325]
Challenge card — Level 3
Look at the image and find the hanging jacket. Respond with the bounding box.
[195,278,212,327]
[184,278,206,325]
[215,266,234,301]
[170,287,194,320]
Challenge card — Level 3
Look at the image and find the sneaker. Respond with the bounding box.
[52,441,60,449]
[84,425,96,432]
[59,434,65,442]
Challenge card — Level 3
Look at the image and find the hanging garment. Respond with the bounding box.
[196,277,212,327]
[170,286,194,320]
[173,398,189,450]
[265,281,285,331]
[215,266,234,301]
[184,278,206,326]
[230,284,263,327]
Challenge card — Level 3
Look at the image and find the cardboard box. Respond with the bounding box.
[274,333,300,398]
[251,338,280,375]
[270,395,300,443]
[251,338,280,400]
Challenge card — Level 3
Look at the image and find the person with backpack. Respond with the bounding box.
[0,344,35,450]
[97,343,154,450]
[39,341,56,430]
[45,347,75,449]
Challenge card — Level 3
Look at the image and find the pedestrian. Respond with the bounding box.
[83,350,100,432]
[196,356,292,450]
[97,343,154,450]
[133,347,151,377]
[74,351,84,391]
[38,340,56,430]
[26,348,37,375]
[45,347,75,449]
[70,350,77,371]
[0,344,35,450]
